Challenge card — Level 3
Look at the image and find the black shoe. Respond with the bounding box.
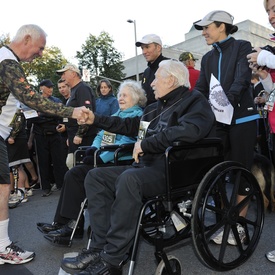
[29,179,39,188]
[45,221,84,239]
[37,222,63,234]
[77,257,122,275]
[41,189,52,197]
[61,249,100,274]
[32,183,41,190]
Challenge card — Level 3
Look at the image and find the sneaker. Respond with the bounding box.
[25,189,33,197]
[41,189,52,197]
[21,193,28,203]
[206,200,215,212]
[51,184,61,192]
[0,242,35,264]
[29,179,39,188]
[266,250,275,263]
[228,223,246,245]
[9,193,20,203]
[210,223,246,245]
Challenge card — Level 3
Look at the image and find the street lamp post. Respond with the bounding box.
[127,19,139,82]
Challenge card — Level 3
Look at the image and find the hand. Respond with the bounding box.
[247,47,262,64]
[72,106,89,124]
[132,140,144,163]
[8,137,15,144]
[248,62,269,78]
[56,124,66,132]
[73,136,83,145]
[254,96,266,104]
[85,109,95,125]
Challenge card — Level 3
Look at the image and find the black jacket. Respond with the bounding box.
[195,37,258,124]
[141,54,169,106]
[93,86,216,166]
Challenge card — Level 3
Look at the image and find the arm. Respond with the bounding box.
[86,110,140,136]
[0,59,88,122]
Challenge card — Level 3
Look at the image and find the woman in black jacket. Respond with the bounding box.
[194,10,259,245]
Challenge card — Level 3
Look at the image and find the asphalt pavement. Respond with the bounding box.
[2,188,275,275]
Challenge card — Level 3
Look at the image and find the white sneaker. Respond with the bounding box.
[210,224,246,245]
[9,191,28,204]
[0,242,35,264]
[266,250,275,263]
[8,193,20,206]
[21,193,28,203]
[51,184,60,192]
[228,223,246,245]
[25,189,33,197]
[210,227,225,244]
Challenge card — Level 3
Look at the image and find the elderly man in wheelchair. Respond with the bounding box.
[61,60,264,275]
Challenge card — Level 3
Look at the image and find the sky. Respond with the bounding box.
[1,0,272,64]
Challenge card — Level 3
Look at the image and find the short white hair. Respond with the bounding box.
[117,79,147,107]
[158,59,190,88]
[12,24,47,42]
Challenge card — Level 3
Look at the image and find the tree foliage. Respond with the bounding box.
[0,33,11,47]
[76,31,125,93]
[22,46,68,97]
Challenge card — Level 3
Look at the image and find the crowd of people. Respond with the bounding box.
[1,1,275,274]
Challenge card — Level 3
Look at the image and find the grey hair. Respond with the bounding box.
[12,24,47,42]
[158,59,191,88]
[117,79,147,107]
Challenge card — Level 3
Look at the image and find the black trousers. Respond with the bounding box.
[34,134,68,190]
[84,163,166,266]
[54,164,93,224]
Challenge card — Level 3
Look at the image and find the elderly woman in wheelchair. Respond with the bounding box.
[36,79,147,243]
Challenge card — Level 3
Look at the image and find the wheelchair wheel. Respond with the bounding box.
[155,255,181,275]
[191,161,264,271]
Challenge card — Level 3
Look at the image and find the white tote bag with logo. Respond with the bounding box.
[209,74,233,125]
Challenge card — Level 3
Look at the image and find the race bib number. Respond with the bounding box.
[138,121,150,141]
[101,131,116,145]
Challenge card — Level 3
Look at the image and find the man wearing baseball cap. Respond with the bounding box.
[179,52,200,91]
[29,79,68,197]
[56,63,98,170]
[136,34,169,105]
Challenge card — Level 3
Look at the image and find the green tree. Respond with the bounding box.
[22,46,68,98]
[0,33,11,47]
[76,31,125,93]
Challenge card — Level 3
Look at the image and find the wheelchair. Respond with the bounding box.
[72,138,264,274]
[125,137,264,275]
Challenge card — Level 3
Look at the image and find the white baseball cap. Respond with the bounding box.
[135,34,162,47]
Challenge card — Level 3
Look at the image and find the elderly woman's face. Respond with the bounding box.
[118,88,135,111]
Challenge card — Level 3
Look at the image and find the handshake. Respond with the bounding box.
[72,106,95,125]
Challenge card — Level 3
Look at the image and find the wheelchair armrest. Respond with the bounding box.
[77,146,91,151]
[172,137,222,148]
[93,143,135,167]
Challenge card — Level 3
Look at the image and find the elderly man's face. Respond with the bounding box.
[151,68,172,100]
